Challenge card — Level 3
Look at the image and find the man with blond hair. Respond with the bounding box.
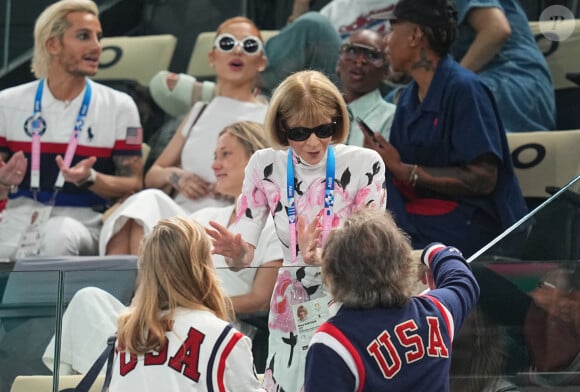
[0,0,143,258]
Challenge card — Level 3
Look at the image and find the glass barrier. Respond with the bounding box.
[0,258,137,392]
[1,177,578,391]
[462,175,580,390]
[0,269,61,392]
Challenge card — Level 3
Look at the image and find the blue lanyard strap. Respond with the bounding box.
[323,145,336,238]
[287,150,297,263]
[30,79,92,194]
[33,79,44,118]
[34,80,92,127]
[287,145,335,264]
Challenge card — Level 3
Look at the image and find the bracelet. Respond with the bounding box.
[408,164,419,187]
[76,168,97,189]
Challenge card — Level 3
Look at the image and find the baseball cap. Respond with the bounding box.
[372,0,454,27]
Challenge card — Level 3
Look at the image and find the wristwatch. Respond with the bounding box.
[77,168,97,189]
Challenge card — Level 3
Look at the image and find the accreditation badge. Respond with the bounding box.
[14,205,52,258]
[292,295,331,352]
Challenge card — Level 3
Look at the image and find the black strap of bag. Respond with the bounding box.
[61,335,116,392]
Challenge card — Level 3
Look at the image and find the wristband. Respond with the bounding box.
[421,243,447,268]
[408,164,419,187]
[77,168,97,189]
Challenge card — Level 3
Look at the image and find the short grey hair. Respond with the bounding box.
[322,208,414,308]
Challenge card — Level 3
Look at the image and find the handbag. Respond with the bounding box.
[61,335,116,392]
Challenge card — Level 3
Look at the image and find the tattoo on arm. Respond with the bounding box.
[411,48,435,72]
[113,155,142,177]
[417,154,499,197]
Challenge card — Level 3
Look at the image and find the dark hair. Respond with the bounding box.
[420,22,457,57]
[420,1,458,57]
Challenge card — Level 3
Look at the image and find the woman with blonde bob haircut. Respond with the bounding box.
[111,216,263,391]
[265,70,349,148]
[32,0,99,79]
[305,208,480,391]
[207,70,387,391]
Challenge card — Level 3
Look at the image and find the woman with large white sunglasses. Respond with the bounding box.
[100,16,269,255]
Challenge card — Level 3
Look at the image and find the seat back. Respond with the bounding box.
[93,34,177,86]
[2,256,138,305]
[507,130,580,200]
[530,19,580,90]
[11,375,104,392]
[186,30,279,79]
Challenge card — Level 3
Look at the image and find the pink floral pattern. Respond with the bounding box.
[268,270,295,333]
[234,146,386,392]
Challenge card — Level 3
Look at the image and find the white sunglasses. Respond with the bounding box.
[213,33,263,56]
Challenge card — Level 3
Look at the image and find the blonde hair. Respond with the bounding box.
[322,209,414,308]
[32,0,99,79]
[265,70,349,148]
[117,217,233,354]
[219,121,269,156]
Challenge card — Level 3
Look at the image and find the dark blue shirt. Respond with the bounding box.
[389,55,527,251]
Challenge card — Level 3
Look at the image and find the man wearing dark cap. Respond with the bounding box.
[361,0,527,258]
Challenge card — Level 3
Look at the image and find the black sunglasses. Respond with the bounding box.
[214,33,263,56]
[287,122,337,142]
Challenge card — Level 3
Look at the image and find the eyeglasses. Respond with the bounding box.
[339,43,385,67]
[286,122,337,142]
[213,33,263,56]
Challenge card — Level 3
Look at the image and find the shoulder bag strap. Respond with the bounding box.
[71,335,116,392]
[184,102,208,139]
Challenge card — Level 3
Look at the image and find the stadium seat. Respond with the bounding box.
[10,373,264,391]
[507,130,580,206]
[93,34,178,86]
[530,19,580,90]
[10,375,104,392]
[186,30,278,79]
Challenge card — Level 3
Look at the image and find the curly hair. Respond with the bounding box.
[322,208,414,308]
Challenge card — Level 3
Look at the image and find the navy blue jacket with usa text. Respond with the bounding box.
[304,244,480,391]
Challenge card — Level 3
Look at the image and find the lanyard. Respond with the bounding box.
[287,145,335,264]
[30,79,92,192]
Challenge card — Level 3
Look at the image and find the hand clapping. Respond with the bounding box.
[0,151,28,192]
[297,216,322,265]
[206,220,254,271]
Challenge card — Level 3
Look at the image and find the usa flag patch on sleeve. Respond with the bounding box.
[125,127,143,145]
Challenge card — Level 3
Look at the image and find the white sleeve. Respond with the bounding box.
[222,333,264,391]
[114,91,142,140]
[230,151,272,247]
[42,287,125,374]
[251,216,283,267]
